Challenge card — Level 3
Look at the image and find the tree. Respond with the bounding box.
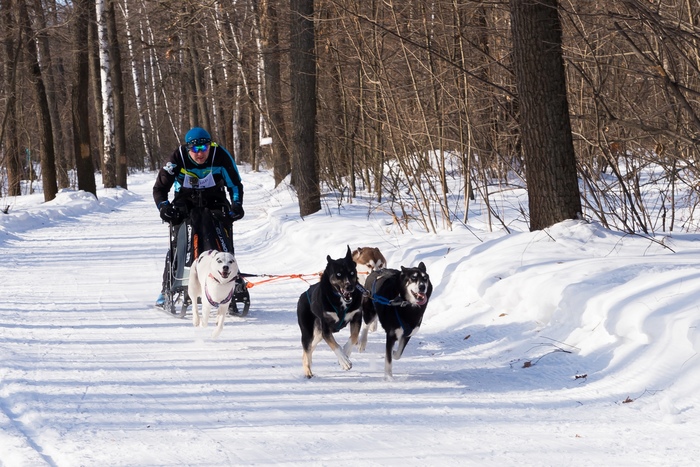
[509,0,582,231]
[107,0,127,188]
[260,0,291,186]
[290,0,320,216]
[96,0,116,188]
[72,0,96,197]
[120,0,152,168]
[1,0,21,197]
[31,0,69,189]
[19,0,57,202]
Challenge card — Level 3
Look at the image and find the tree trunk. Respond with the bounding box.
[290,0,320,216]
[1,0,21,197]
[88,0,104,171]
[72,0,96,196]
[261,0,291,186]
[19,0,57,202]
[186,27,210,130]
[31,0,69,189]
[213,3,235,152]
[121,0,151,169]
[96,0,116,188]
[107,0,127,188]
[509,0,581,231]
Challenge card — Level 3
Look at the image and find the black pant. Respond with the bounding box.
[161,207,234,293]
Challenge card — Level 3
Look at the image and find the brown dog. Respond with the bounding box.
[351,247,387,286]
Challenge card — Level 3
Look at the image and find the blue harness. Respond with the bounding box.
[356,282,411,336]
[306,288,350,332]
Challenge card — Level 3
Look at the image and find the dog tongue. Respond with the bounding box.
[415,293,427,306]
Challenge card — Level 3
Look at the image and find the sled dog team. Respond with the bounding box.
[189,245,432,379]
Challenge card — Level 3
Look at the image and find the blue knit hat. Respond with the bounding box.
[185,127,211,146]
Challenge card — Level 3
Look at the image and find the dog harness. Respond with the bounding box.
[205,272,236,308]
[305,289,352,332]
[358,280,413,336]
[356,282,410,307]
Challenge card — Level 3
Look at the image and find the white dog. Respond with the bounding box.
[188,250,239,338]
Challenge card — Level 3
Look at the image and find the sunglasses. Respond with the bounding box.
[189,144,209,153]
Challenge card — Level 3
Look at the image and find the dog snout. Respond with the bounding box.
[418,283,426,292]
[222,265,229,272]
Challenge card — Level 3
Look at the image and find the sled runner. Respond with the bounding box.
[162,191,250,318]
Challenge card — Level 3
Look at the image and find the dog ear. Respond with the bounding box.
[344,245,354,264]
[327,255,332,263]
[418,261,426,272]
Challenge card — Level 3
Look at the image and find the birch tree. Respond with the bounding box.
[119,0,151,168]
[96,0,116,188]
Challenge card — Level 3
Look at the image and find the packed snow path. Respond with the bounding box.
[1,171,699,466]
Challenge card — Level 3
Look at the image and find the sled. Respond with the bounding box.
[162,202,250,318]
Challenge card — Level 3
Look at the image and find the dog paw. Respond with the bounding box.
[332,347,352,371]
[338,356,352,371]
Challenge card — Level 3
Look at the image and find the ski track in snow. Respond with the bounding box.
[1,170,699,466]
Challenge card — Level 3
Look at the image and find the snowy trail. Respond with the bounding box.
[1,171,700,466]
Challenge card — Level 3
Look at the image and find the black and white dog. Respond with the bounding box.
[359,262,433,379]
[296,246,363,378]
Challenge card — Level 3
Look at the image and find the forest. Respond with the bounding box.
[1,0,699,234]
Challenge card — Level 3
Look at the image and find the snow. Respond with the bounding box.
[1,168,700,466]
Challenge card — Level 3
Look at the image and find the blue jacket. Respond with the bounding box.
[153,143,243,209]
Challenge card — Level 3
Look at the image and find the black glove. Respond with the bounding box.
[158,201,183,224]
[228,202,245,221]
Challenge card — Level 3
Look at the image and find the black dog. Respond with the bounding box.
[359,262,433,379]
[296,246,363,378]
